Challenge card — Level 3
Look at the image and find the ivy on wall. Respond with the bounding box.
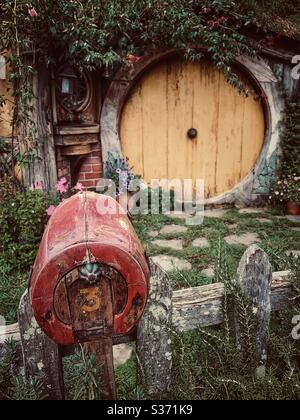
[0,0,299,180]
[280,96,300,177]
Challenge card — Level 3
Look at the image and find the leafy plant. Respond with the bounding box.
[9,375,45,400]
[270,174,300,205]
[270,94,300,206]
[0,187,57,270]
[0,262,27,323]
[104,153,140,196]
[63,346,103,400]
[0,339,44,400]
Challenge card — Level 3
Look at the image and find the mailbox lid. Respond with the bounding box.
[32,192,149,283]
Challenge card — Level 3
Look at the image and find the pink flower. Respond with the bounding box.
[74,182,85,193]
[56,177,69,194]
[127,54,142,63]
[46,205,57,217]
[30,181,44,191]
[207,20,217,29]
[28,7,38,17]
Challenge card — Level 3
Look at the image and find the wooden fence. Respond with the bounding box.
[0,245,295,399]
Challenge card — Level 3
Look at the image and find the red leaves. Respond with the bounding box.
[126,54,142,63]
[207,16,228,30]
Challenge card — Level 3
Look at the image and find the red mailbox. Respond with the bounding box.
[30,192,150,346]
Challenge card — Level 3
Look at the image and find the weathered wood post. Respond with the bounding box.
[18,291,65,400]
[137,259,173,397]
[235,245,273,378]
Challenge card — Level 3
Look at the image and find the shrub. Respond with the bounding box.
[0,188,57,270]
[0,340,44,400]
[269,174,300,205]
[270,95,300,207]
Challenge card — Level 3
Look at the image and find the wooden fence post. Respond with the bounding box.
[18,291,65,400]
[137,259,173,397]
[235,245,273,378]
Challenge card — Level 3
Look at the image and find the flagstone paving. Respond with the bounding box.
[239,208,267,215]
[224,233,260,246]
[204,209,229,218]
[151,255,192,272]
[113,344,133,368]
[227,223,238,229]
[132,207,300,291]
[160,224,188,235]
[201,267,215,278]
[148,230,160,238]
[152,239,184,250]
[192,237,210,249]
[257,218,272,224]
[167,212,193,220]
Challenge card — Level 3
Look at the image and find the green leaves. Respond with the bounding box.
[64,346,103,400]
[2,0,290,75]
[0,184,57,271]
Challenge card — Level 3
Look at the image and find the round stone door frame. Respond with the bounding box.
[100,51,284,205]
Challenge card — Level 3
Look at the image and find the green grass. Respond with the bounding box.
[0,262,28,323]
[113,306,300,400]
[131,207,300,290]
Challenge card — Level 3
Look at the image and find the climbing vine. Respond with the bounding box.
[0,0,299,179]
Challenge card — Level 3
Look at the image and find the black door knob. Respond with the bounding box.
[187,128,198,139]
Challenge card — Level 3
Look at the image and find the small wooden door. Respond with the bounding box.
[120,57,265,198]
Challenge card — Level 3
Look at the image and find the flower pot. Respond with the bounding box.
[287,201,300,216]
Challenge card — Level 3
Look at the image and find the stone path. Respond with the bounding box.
[148,230,160,238]
[160,224,188,235]
[224,233,260,246]
[168,212,192,220]
[227,223,238,230]
[257,218,272,224]
[113,344,133,368]
[204,209,229,218]
[148,224,188,239]
[152,239,184,250]
[192,237,210,248]
[201,267,215,278]
[239,208,267,215]
[148,209,299,278]
[151,255,192,272]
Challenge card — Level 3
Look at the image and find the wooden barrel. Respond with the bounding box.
[30,192,150,346]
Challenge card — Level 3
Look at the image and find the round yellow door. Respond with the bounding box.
[120,57,265,198]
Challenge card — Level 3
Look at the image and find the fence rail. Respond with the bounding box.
[0,271,292,345]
